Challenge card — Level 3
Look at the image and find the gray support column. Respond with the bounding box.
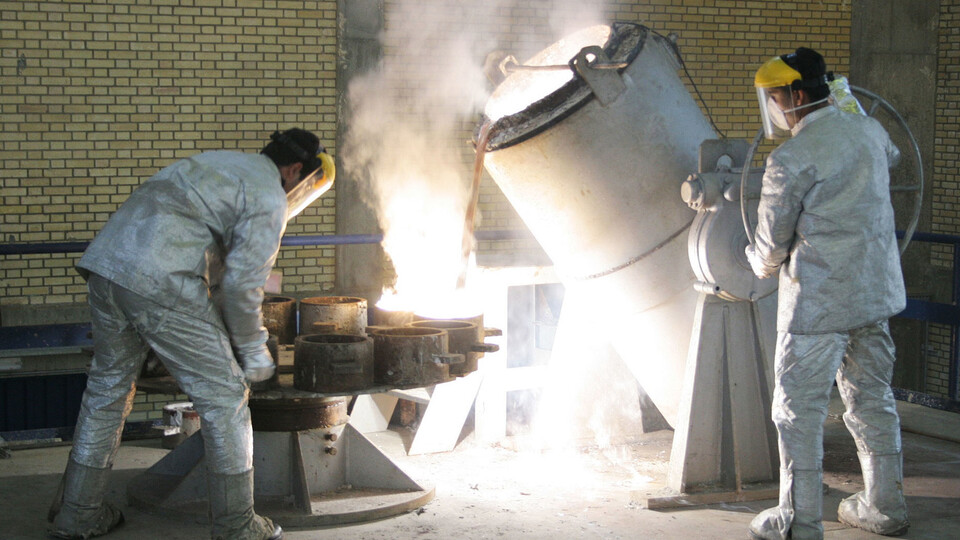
[851,1,938,279]
[335,0,385,301]
[851,1,943,390]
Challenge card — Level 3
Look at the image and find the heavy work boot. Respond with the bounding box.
[749,469,823,540]
[837,452,909,536]
[207,470,282,540]
[47,459,125,539]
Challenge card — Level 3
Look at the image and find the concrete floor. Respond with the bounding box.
[2,392,958,540]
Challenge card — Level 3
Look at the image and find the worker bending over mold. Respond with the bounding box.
[48,128,334,540]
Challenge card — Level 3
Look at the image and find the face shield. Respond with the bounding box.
[286,152,336,221]
[756,86,797,140]
[755,56,803,140]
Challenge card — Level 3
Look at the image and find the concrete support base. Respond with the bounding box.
[663,293,779,499]
[127,423,434,527]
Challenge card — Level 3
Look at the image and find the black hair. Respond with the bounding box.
[781,47,831,101]
[261,128,325,180]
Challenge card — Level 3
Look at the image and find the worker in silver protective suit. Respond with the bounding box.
[744,48,909,539]
[47,128,334,540]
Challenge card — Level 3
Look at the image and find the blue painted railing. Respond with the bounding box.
[0,229,534,255]
[894,231,960,406]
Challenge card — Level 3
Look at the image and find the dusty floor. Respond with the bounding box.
[1,394,958,540]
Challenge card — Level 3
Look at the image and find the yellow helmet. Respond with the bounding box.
[754,56,802,89]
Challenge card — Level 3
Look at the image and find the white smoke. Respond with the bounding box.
[341,1,497,310]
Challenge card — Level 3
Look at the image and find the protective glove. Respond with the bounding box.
[745,243,778,280]
[234,340,276,383]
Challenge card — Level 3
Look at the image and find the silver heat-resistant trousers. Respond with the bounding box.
[755,319,903,538]
[774,320,902,471]
[71,274,253,474]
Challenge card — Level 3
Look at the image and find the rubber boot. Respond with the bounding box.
[207,470,282,540]
[837,452,909,536]
[48,459,125,539]
[749,469,823,540]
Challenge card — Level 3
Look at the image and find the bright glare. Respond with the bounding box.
[375,178,481,319]
[377,280,482,320]
[528,284,645,451]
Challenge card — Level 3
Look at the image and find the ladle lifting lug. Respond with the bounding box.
[571,46,627,107]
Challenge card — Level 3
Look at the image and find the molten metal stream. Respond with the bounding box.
[456,120,493,289]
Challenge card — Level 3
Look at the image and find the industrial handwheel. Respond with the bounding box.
[740,85,923,255]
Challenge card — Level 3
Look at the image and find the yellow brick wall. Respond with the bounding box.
[127,391,190,423]
[936,0,960,240]
[1,0,338,308]
[929,0,960,397]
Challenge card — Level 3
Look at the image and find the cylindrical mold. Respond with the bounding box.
[293,334,374,393]
[299,296,368,336]
[480,23,715,427]
[262,295,297,344]
[372,327,452,386]
[409,319,481,376]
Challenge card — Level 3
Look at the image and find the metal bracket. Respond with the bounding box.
[470,343,500,353]
[571,46,627,107]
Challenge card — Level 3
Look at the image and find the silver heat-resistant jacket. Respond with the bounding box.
[78,151,287,356]
[753,105,906,334]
